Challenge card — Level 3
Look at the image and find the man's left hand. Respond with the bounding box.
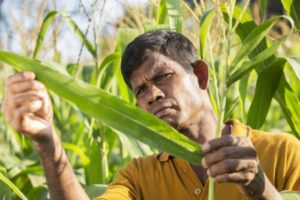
[201,135,279,199]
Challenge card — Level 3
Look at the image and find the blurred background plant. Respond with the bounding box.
[0,0,299,199]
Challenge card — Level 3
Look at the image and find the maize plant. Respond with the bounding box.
[0,0,299,199]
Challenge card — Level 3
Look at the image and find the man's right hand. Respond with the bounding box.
[1,71,53,143]
[1,72,90,200]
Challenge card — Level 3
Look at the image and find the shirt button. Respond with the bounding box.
[194,188,201,195]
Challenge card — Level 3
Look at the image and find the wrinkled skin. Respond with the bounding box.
[1,72,53,143]
[130,52,281,199]
[1,72,89,199]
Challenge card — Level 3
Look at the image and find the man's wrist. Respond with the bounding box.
[240,172,282,200]
[33,128,61,157]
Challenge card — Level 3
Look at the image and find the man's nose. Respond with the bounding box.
[147,85,165,106]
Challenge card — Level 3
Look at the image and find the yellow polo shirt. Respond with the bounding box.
[95,120,300,200]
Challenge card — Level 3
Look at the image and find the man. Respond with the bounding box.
[1,30,300,200]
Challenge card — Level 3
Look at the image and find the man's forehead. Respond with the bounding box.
[130,53,174,85]
[141,52,169,70]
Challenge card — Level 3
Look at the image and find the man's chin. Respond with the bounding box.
[159,116,179,129]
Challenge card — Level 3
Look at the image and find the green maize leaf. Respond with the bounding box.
[156,0,182,32]
[165,0,182,32]
[223,6,299,135]
[85,139,103,185]
[285,56,300,81]
[0,167,12,200]
[224,97,239,121]
[115,128,154,158]
[63,143,90,166]
[156,0,168,24]
[275,74,300,139]
[247,58,285,129]
[27,185,48,200]
[157,0,182,32]
[115,28,140,54]
[238,74,250,123]
[259,0,267,20]
[283,56,300,99]
[115,28,140,102]
[97,52,121,89]
[0,50,203,165]
[230,16,280,68]
[144,24,170,32]
[280,191,300,200]
[199,8,216,59]
[222,6,272,69]
[0,171,28,200]
[227,35,289,86]
[33,10,96,59]
[85,184,107,199]
[13,166,43,179]
[281,0,300,29]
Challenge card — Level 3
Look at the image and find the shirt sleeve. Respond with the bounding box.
[93,159,140,200]
[282,134,300,190]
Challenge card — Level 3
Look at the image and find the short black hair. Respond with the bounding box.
[121,30,198,88]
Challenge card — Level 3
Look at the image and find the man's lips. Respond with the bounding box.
[152,106,173,116]
[150,99,178,117]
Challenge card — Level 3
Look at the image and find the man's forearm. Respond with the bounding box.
[34,133,89,200]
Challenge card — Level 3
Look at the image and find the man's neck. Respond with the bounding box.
[179,107,231,145]
[179,109,217,145]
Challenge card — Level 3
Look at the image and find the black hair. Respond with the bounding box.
[121,30,198,88]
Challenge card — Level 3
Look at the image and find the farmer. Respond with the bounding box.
[1,30,300,200]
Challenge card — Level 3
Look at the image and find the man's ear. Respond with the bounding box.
[192,60,209,90]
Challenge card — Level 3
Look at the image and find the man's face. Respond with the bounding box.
[130,52,206,130]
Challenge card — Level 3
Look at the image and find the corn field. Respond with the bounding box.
[0,0,299,199]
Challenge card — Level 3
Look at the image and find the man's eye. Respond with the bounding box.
[155,73,174,81]
[136,87,146,96]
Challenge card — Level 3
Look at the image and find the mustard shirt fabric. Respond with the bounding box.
[95,120,300,200]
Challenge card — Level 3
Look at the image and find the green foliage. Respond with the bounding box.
[0,50,203,165]
[199,8,216,59]
[0,169,27,200]
[247,58,285,128]
[0,0,299,199]
[280,191,300,200]
[281,0,300,29]
[33,10,96,59]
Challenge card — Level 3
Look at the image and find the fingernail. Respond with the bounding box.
[38,83,45,89]
[201,158,207,168]
[207,169,211,176]
[23,72,35,79]
[202,143,210,153]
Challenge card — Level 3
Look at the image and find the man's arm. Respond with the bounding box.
[201,135,282,200]
[1,72,89,200]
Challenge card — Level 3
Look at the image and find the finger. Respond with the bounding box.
[10,100,43,132]
[10,80,45,94]
[14,91,51,120]
[13,90,46,107]
[202,135,238,153]
[214,170,256,184]
[207,158,258,177]
[202,135,251,153]
[6,72,36,85]
[202,145,257,168]
[22,114,50,136]
[2,90,45,124]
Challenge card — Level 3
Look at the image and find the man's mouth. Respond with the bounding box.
[152,106,175,117]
